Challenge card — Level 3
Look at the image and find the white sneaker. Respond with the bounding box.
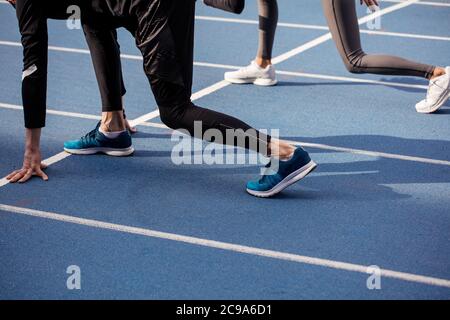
[224,61,278,86]
[415,66,450,114]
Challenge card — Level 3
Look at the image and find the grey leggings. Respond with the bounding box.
[256,0,434,77]
[322,0,435,79]
[257,0,278,60]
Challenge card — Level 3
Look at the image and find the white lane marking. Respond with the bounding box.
[41,152,72,166]
[0,102,168,129]
[285,140,450,167]
[0,36,434,91]
[128,109,160,128]
[0,152,70,187]
[139,122,450,167]
[272,33,333,65]
[191,80,230,101]
[361,29,450,42]
[0,203,449,289]
[3,103,449,167]
[0,102,102,120]
[272,0,420,65]
[194,62,430,90]
[195,16,450,42]
[381,0,450,8]
[277,70,428,89]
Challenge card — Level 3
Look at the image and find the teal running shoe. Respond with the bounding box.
[64,123,134,156]
[246,147,317,198]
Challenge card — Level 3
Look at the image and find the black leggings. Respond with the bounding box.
[84,0,270,154]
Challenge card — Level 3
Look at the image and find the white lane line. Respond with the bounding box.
[277,70,428,89]
[1,203,449,289]
[191,80,230,101]
[361,29,450,42]
[0,102,102,120]
[196,15,330,31]
[128,109,160,128]
[272,33,333,65]
[194,62,430,90]
[381,0,450,7]
[272,0,420,65]
[0,153,70,187]
[0,40,433,90]
[0,42,432,90]
[3,103,448,167]
[285,140,450,167]
[195,16,450,42]
[136,121,450,167]
[0,102,168,130]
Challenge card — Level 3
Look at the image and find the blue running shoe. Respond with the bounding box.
[246,147,317,198]
[64,123,134,156]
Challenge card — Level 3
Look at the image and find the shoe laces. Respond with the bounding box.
[240,62,259,74]
[258,161,275,183]
[80,123,100,143]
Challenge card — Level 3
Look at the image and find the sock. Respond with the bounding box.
[280,150,295,162]
[99,127,125,139]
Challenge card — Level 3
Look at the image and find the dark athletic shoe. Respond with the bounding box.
[246,147,317,198]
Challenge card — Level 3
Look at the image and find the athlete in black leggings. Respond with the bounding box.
[7,0,316,198]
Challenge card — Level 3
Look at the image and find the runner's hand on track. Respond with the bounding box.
[7,148,48,183]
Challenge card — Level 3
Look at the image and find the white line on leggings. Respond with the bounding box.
[0,203,449,289]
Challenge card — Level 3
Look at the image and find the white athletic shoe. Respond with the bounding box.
[415,66,450,114]
[224,61,277,86]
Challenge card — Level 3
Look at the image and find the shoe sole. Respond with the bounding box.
[246,160,317,198]
[253,78,278,86]
[416,88,450,114]
[64,146,135,157]
[225,77,278,87]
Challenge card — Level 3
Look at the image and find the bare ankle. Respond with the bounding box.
[431,67,446,80]
[255,57,272,69]
[269,140,295,160]
[101,111,126,132]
